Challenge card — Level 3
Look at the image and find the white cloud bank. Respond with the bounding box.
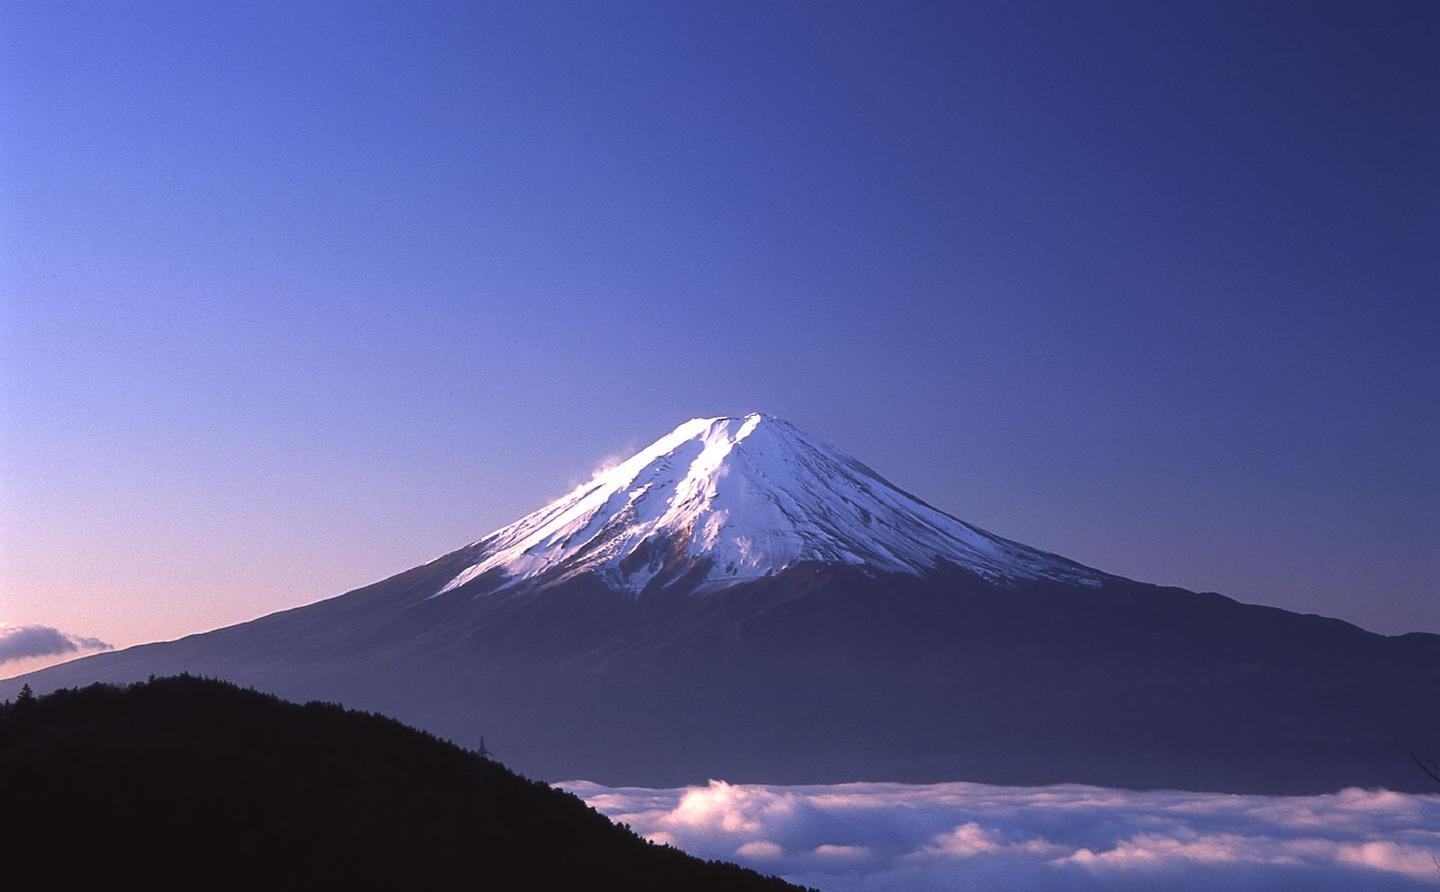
[560,779,1440,891]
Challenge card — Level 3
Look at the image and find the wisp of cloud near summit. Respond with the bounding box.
[563,779,1440,891]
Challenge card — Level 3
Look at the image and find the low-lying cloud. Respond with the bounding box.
[561,779,1440,891]
[0,624,112,665]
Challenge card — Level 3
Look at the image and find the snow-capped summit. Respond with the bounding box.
[435,412,1103,596]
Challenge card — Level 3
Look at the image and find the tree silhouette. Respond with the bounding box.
[1415,751,1440,786]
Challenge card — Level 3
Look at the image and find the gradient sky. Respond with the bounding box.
[2,1,1436,671]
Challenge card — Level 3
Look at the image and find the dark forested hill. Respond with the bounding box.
[0,675,806,890]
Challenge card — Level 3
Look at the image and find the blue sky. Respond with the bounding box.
[2,1,1435,652]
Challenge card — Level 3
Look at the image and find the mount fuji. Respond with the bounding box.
[6,414,1438,793]
[434,413,1105,597]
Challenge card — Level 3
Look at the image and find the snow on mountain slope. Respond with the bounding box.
[435,413,1105,597]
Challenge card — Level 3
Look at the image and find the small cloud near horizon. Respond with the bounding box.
[0,624,113,665]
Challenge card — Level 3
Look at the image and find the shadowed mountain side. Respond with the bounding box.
[8,564,1439,794]
[0,675,807,890]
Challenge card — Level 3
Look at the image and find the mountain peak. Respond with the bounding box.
[659,412,786,448]
[435,414,1104,597]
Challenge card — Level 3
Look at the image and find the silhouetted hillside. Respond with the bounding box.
[0,676,807,890]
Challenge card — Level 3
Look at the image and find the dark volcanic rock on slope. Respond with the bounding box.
[0,675,807,891]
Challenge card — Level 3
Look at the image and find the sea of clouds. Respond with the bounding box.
[561,778,1440,891]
